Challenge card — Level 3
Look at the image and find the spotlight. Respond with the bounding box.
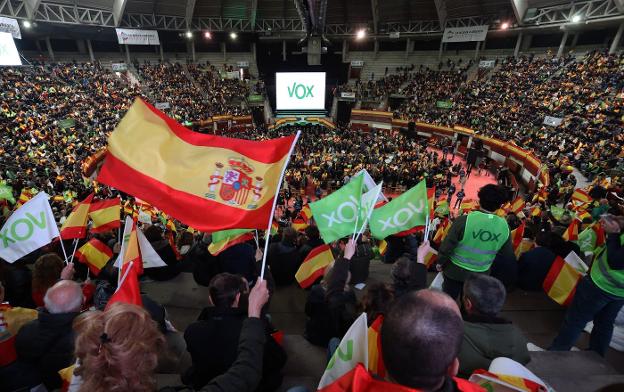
[185,31,193,39]
[501,22,509,30]
[23,20,32,29]
[356,29,366,40]
[230,31,238,40]
[204,31,212,39]
[571,14,581,23]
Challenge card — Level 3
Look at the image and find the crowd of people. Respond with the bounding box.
[0,48,623,392]
[395,50,624,180]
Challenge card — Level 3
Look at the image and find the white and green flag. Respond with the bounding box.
[309,175,364,243]
[318,312,368,389]
[370,180,428,239]
[356,182,384,234]
[0,192,59,263]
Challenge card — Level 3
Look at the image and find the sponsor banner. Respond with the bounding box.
[389,32,400,39]
[237,61,249,68]
[442,25,489,43]
[351,60,364,67]
[341,92,356,99]
[276,72,326,111]
[543,116,563,127]
[436,100,453,109]
[0,32,21,65]
[219,70,240,80]
[111,63,128,72]
[154,102,170,110]
[0,16,20,39]
[248,94,264,103]
[479,60,495,68]
[115,28,160,45]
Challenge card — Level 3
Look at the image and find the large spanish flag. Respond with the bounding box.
[89,197,121,233]
[75,238,113,276]
[543,256,583,306]
[98,99,297,231]
[60,193,94,239]
[295,244,334,288]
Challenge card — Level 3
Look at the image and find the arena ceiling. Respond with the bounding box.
[1,0,623,35]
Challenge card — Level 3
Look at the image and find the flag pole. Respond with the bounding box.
[59,237,69,265]
[260,131,301,280]
[254,229,260,248]
[354,182,383,242]
[351,177,365,240]
[69,238,79,264]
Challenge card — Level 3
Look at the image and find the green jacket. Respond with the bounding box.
[437,213,516,282]
[458,315,531,377]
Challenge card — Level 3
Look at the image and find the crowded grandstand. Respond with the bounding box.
[0,0,623,391]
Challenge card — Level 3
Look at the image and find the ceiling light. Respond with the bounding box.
[501,22,509,30]
[356,29,366,40]
[204,31,211,39]
[185,31,193,39]
[23,20,32,29]
[571,14,581,23]
[230,31,238,40]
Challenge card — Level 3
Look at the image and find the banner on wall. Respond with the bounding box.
[237,61,249,68]
[479,60,495,68]
[115,28,160,45]
[111,63,128,72]
[341,92,356,99]
[543,116,563,127]
[0,17,21,39]
[351,60,364,67]
[442,25,489,43]
[154,102,170,110]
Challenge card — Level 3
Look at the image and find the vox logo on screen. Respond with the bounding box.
[276,72,326,110]
[287,83,314,99]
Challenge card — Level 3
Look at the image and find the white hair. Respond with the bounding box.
[44,280,83,314]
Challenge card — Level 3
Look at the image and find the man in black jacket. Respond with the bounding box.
[15,280,83,390]
[267,227,302,286]
[183,273,286,391]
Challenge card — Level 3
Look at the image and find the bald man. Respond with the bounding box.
[15,280,84,390]
[381,289,484,392]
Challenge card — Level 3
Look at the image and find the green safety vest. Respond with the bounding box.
[450,211,510,272]
[590,233,624,298]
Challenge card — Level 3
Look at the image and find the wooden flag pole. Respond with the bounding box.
[260,131,301,280]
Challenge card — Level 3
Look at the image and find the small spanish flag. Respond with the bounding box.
[576,209,592,223]
[571,188,591,205]
[469,369,547,392]
[460,200,479,214]
[292,218,309,232]
[58,364,76,392]
[433,219,451,244]
[301,204,313,222]
[562,218,580,241]
[15,188,35,209]
[427,187,435,216]
[378,240,387,256]
[367,315,386,378]
[270,221,279,236]
[510,197,525,215]
[543,256,583,306]
[75,238,113,276]
[515,238,535,259]
[208,229,254,256]
[533,187,548,203]
[530,206,541,217]
[295,244,334,288]
[60,193,94,240]
[510,222,525,253]
[107,220,143,308]
[423,247,438,268]
[89,197,121,233]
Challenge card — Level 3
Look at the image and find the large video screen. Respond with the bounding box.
[0,32,21,66]
[276,72,326,110]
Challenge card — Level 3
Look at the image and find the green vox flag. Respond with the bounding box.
[370,180,428,239]
[309,175,364,243]
[550,206,566,221]
[576,226,597,254]
[0,183,15,204]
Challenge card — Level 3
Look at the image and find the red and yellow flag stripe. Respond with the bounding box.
[75,238,113,276]
[543,256,582,306]
[98,99,296,232]
[367,315,386,378]
[60,193,94,240]
[295,244,334,288]
[89,197,121,233]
